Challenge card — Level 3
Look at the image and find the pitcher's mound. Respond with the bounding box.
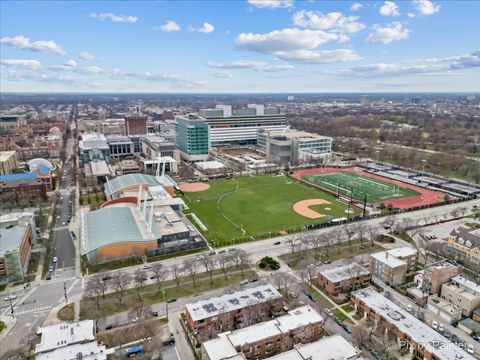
[293,199,331,219]
[179,182,210,192]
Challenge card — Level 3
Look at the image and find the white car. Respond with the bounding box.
[438,323,444,332]
[62,222,66,226]
[324,308,332,316]
[407,304,413,312]
[4,295,17,301]
[431,321,438,330]
[53,256,58,263]
[467,344,474,354]
[240,279,249,285]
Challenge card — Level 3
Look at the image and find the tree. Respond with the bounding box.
[134,269,147,301]
[366,226,379,247]
[342,226,356,252]
[111,272,131,305]
[352,324,369,349]
[198,253,217,283]
[238,250,252,276]
[218,253,232,280]
[171,264,182,290]
[86,276,105,309]
[285,236,300,253]
[151,265,169,296]
[356,222,368,247]
[129,301,153,322]
[331,228,343,253]
[183,257,199,287]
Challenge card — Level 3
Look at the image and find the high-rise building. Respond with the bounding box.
[124,115,147,135]
[175,114,210,161]
[0,114,27,130]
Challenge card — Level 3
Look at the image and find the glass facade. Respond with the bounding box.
[176,117,210,156]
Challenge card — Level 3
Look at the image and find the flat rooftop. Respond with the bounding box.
[370,251,407,268]
[0,224,27,256]
[386,246,418,258]
[450,275,480,295]
[352,287,476,360]
[0,151,16,162]
[320,263,370,283]
[185,284,282,322]
[35,320,96,354]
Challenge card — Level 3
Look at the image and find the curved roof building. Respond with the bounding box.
[105,173,161,198]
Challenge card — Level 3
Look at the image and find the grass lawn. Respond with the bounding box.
[58,303,75,321]
[80,269,256,319]
[302,171,419,202]
[465,222,480,230]
[0,321,4,333]
[279,240,382,269]
[353,312,363,321]
[333,308,348,322]
[146,248,206,263]
[181,174,359,246]
[309,287,335,309]
[341,304,354,313]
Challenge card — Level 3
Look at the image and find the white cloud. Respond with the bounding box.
[407,12,415,18]
[365,22,410,44]
[213,72,234,78]
[292,11,366,33]
[90,12,138,23]
[208,60,295,72]
[380,1,401,16]
[0,35,66,55]
[64,59,77,68]
[235,28,360,63]
[1,59,42,70]
[86,66,103,74]
[413,0,440,16]
[247,0,294,9]
[79,51,96,60]
[159,20,181,32]
[197,22,215,34]
[350,2,363,11]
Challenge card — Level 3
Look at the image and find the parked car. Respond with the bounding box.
[323,260,332,264]
[341,323,352,333]
[307,294,316,302]
[467,344,474,354]
[240,279,249,285]
[228,248,237,252]
[53,257,58,263]
[288,292,297,298]
[208,251,216,256]
[406,304,413,312]
[273,241,281,245]
[167,298,177,303]
[438,323,444,332]
[249,278,258,283]
[105,324,115,330]
[472,334,480,343]
[370,351,383,360]
[4,295,17,301]
[170,333,175,345]
[102,275,112,281]
[70,231,76,240]
[451,334,459,343]
[323,308,332,316]
[443,330,450,339]
[218,250,226,254]
[431,321,438,330]
[46,274,52,280]
[49,265,54,272]
[151,311,159,317]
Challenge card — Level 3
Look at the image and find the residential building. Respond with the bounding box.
[426,295,463,323]
[370,250,408,286]
[0,212,36,283]
[105,134,134,158]
[448,227,480,269]
[351,287,476,360]
[35,320,112,360]
[0,173,47,206]
[185,284,283,338]
[124,114,147,135]
[0,114,27,130]
[201,305,324,360]
[315,262,370,296]
[0,151,18,175]
[258,128,332,166]
[411,261,459,298]
[440,275,480,317]
[473,308,480,322]
[384,246,418,271]
[458,318,480,335]
[175,114,210,161]
[79,133,111,164]
[199,105,286,147]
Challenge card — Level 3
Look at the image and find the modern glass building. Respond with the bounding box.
[175,115,210,161]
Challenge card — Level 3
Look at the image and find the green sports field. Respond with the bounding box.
[302,171,420,203]
[181,175,360,246]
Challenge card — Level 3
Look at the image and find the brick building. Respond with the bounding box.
[351,287,476,360]
[315,262,370,296]
[201,305,324,360]
[185,285,282,340]
[124,115,147,135]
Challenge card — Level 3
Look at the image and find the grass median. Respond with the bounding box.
[80,268,257,319]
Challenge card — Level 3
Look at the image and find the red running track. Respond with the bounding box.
[291,167,446,209]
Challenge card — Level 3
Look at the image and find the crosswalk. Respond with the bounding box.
[41,276,76,285]
[12,306,52,316]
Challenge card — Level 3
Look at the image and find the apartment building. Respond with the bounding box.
[448,227,480,269]
[315,262,370,296]
[440,275,480,317]
[201,305,324,360]
[370,251,408,286]
[351,287,476,360]
[0,151,18,175]
[185,284,282,340]
[385,246,418,271]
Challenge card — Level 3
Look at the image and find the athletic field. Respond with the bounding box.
[181,175,360,246]
[302,171,420,203]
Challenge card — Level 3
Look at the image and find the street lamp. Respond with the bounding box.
[375,150,380,163]
[421,159,427,175]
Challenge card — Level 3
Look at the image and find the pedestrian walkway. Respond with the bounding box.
[11,306,52,316]
[40,276,76,286]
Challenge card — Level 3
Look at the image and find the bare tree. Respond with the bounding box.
[343,226,356,252]
[198,253,217,283]
[111,272,131,305]
[238,250,252,276]
[285,235,300,253]
[218,253,232,280]
[351,324,369,349]
[356,223,368,247]
[183,257,199,287]
[382,215,397,233]
[366,226,379,247]
[459,206,467,217]
[331,228,343,253]
[86,276,105,309]
[171,264,182,290]
[134,269,147,301]
[151,265,169,295]
[129,301,153,321]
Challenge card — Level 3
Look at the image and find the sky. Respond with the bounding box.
[1,0,479,93]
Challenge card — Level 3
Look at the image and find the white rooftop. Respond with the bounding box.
[352,287,476,360]
[36,341,111,360]
[371,251,407,268]
[320,263,370,283]
[35,320,96,354]
[451,275,480,295]
[186,284,282,322]
[202,333,237,360]
[196,160,226,170]
[386,246,418,258]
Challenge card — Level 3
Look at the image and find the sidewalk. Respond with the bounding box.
[0,315,17,341]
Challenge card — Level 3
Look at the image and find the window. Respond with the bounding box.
[255,344,261,349]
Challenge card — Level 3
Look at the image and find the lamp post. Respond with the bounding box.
[421,159,427,175]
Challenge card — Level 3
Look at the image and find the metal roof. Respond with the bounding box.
[0,224,27,256]
[105,173,160,197]
[0,172,37,181]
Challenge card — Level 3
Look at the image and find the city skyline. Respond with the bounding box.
[1,0,479,93]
